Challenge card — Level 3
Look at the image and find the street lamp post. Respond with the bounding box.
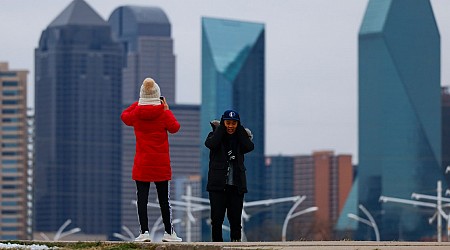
[281,196,318,241]
[347,204,380,241]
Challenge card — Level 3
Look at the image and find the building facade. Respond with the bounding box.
[263,156,294,241]
[292,151,352,240]
[358,0,443,240]
[0,62,30,240]
[34,0,123,239]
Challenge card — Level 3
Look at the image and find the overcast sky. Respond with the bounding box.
[1,0,449,163]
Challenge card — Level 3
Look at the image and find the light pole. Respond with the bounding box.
[347,204,380,241]
[113,226,135,241]
[281,196,318,241]
[380,180,450,242]
[40,219,81,241]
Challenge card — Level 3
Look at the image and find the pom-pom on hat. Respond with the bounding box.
[140,78,160,98]
[222,110,240,121]
[138,78,161,105]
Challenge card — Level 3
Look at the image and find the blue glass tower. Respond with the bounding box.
[201,17,265,201]
[358,0,442,240]
[34,0,122,239]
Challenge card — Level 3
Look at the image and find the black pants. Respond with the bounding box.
[135,180,173,234]
[209,185,244,242]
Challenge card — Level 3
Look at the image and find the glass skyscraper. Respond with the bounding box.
[201,17,265,240]
[34,0,123,239]
[358,0,443,240]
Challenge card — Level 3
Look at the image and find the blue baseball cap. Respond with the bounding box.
[222,110,240,121]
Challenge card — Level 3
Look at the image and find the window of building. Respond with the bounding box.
[1,218,18,223]
[1,201,19,206]
[0,72,17,77]
[2,126,20,131]
[2,134,20,139]
[2,100,20,105]
[2,90,20,96]
[2,117,20,123]
[2,143,20,148]
[2,109,19,114]
[2,168,19,173]
[2,81,19,87]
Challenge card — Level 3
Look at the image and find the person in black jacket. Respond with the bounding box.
[205,109,254,242]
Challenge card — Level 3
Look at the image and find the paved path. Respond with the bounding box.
[170,241,450,249]
[4,241,450,249]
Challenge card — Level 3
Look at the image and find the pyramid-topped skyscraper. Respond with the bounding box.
[358,0,442,240]
[34,0,123,239]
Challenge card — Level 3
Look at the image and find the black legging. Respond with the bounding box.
[135,180,173,234]
[209,185,244,241]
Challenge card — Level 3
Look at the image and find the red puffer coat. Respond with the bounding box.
[121,102,180,182]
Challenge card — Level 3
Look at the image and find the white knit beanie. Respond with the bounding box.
[138,78,161,105]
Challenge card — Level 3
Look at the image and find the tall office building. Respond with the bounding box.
[358,0,442,240]
[0,62,29,240]
[292,151,352,240]
[108,6,175,104]
[201,17,265,239]
[34,0,123,239]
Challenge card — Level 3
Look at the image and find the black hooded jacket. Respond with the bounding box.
[205,122,254,194]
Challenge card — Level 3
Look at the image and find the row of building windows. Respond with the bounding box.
[1,210,19,215]
[2,143,21,147]
[2,109,20,114]
[2,81,19,86]
[2,168,20,173]
[0,72,17,77]
[2,90,20,96]
[2,218,19,223]
[2,159,21,164]
[2,100,21,105]
[2,126,21,131]
[2,201,19,206]
[2,152,22,157]
[2,117,21,122]
[2,193,20,198]
[2,134,20,139]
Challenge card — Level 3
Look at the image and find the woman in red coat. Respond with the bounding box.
[121,78,181,242]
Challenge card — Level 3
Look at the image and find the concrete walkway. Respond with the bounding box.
[164,241,450,249]
[4,241,450,249]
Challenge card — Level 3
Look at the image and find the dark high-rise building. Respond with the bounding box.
[358,0,442,240]
[201,17,265,240]
[34,0,122,239]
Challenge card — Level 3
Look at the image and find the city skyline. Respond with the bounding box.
[1,0,450,162]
